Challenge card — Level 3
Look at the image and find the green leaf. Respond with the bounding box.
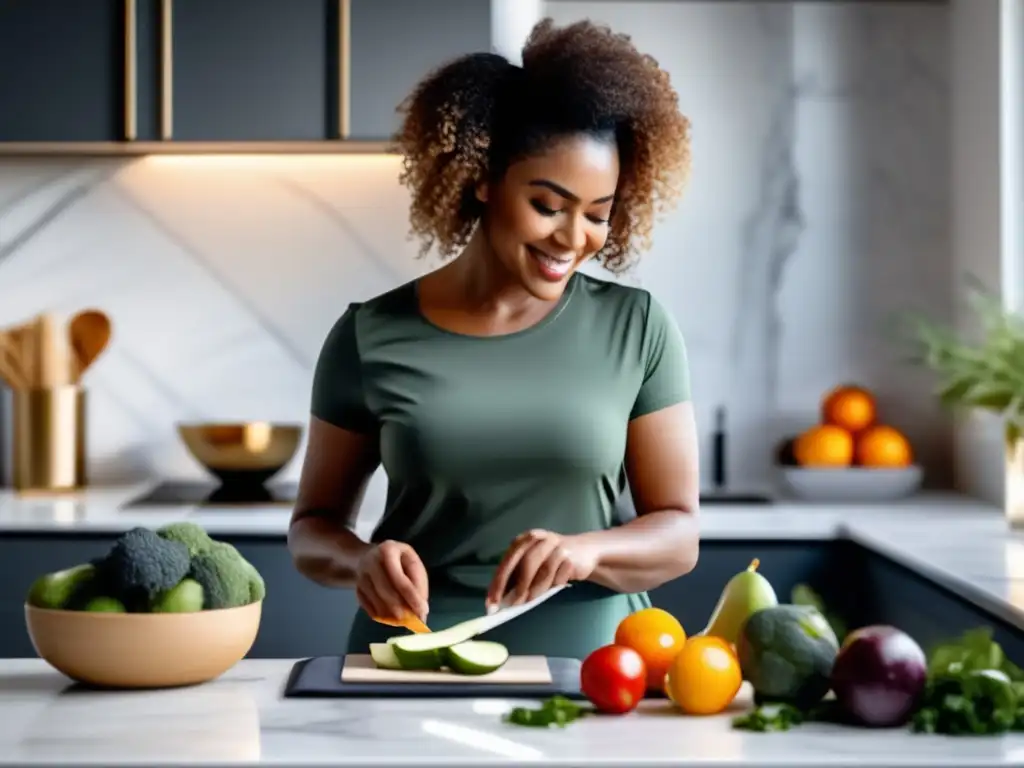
[959,380,1017,411]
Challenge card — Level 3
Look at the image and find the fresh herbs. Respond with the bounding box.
[733,703,807,732]
[504,696,589,727]
[911,628,1024,735]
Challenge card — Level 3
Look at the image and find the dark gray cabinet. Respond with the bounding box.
[0,0,495,147]
[0,535,837,660]
[348,0,492,141]
[4,534,1024,665]
[163,0,332,142]
[0,0,127,142]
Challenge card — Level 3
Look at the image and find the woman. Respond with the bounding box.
[288,18,699,661]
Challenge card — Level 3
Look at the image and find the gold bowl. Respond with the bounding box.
[177,422,303,486]
[25,601,262,689]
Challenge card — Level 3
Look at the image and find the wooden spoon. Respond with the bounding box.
[5,323,34,388]
[0,332,28,390]
[68,310,112,383]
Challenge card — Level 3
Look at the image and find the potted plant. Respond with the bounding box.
[900,279,1024,525]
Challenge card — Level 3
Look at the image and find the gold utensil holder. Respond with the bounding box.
[12,386,87,493]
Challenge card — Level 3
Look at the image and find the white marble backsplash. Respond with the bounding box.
[0,2,952,510]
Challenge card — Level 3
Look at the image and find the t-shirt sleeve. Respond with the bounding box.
[310,304,377,433]
[630,292,692,420]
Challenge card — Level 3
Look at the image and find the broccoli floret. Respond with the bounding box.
[95,527,190,610]
[241,557,266,602]
[210,541,265,602]
[156,522,215,558]
[188,542,256,609]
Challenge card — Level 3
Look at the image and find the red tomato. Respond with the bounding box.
[580,644,647,714]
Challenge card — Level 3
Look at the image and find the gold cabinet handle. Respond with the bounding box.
[338,0,350,138]
[123,0,137,140]
[161,0,174,139]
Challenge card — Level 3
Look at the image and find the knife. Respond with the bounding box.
[470,584,570,635]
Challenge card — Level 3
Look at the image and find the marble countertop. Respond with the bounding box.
[3,657,1024,767]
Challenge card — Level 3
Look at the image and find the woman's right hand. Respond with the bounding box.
[355,540,430,622]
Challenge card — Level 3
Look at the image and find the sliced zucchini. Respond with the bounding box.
[369,643,403,670]
[389,621,482,670]
[445,641,510,675]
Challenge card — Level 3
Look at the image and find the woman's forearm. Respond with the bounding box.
[572,509,699,594]
[287,512,372,589]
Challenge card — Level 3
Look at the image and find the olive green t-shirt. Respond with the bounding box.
[312,272,691,657]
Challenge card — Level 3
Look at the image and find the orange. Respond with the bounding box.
[665,636,743,716]
[821,385,876,433]
[614,607,687,691]
[855,425,914,467]
[793,424,854,467]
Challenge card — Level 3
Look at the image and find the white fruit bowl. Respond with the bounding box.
[778,466,923,502]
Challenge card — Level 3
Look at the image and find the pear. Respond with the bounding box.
[700,558,778,645]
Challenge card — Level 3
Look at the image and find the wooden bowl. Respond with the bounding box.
[177,422,302,486]
[24,601,262,689]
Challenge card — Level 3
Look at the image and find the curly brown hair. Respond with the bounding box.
[394,18,692,274]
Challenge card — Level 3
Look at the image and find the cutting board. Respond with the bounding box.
[341,654,553,684]
[283,655,588,699]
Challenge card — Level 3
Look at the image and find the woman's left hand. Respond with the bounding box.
[486,529,599,612]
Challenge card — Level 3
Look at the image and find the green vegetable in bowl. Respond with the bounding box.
[94,527,191,610]
[83,596,127,613]
[152,578,204,613]
[189,542,262,609]
[25,525,266,613]
[157,521,215,558]
[236,550,266,602]
[27,564,97,609]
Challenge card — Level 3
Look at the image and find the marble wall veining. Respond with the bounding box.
[548,1,953,489]
[0,1,952,517]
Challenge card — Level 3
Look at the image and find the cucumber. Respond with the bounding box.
[389,620,485,670]
[445,641,510,675]
[369,643,403,670]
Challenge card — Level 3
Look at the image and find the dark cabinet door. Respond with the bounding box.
[165,0,331,142]
[347,0,492,141]
[0,0,127,142]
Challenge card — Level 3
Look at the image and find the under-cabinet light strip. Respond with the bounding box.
[161,0,174,139]
[339,0,351,138]
[123,0,137,140]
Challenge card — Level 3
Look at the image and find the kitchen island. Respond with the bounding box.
[1,657,1023,767]
[2,655,1024,768]
[5,488,1024,764]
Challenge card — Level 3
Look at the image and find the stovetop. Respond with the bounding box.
[121,482,772,509]
[122,481,298,508]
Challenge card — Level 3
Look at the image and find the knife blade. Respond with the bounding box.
[471,584,569,636]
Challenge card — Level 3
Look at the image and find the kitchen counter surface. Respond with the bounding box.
[3,484,1024,633]
[2,657,1023,767]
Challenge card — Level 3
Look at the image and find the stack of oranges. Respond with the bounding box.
[613,608,742,716]
[793,384,914,469]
